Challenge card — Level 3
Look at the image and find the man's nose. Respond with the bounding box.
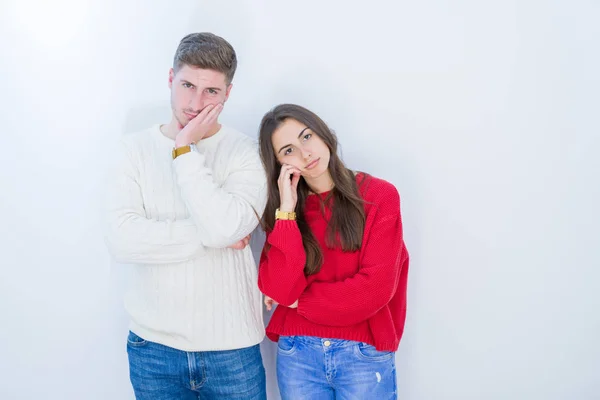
[189,92,205,112]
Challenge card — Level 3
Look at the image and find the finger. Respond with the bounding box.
[284,166,296,181]
[264,297,272,310]
[206,103,223,121]
[195,104,216,121]
[280,164,293,173]
[291,172,301,190]
[278,165,291,180]
[278,166,292,187]
[188,107,209,123]
[199,103,222,127]
[286,165,302,177]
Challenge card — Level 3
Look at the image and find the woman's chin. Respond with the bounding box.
[303,168,326,181]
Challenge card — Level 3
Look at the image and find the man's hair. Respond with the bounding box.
[173,33,237,85]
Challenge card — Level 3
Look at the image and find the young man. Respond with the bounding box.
[105,33,267,399]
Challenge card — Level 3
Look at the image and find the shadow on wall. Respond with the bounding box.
[264,62,371,169]
[249,229,282,400]
[122,104,172,134]
[182,1,270,140]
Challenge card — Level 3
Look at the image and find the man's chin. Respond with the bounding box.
[174,116,189,129]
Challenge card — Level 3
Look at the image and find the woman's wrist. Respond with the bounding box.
[279,203,295,213]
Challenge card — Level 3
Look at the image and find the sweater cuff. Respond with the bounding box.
[268,220,302,247]
[172,150,207,174]
[296,290,318,320]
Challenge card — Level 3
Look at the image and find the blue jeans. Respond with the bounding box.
[277,336,397,400]
[127,331,266,400]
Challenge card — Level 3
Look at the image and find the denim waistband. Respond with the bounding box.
[283,335,361,349]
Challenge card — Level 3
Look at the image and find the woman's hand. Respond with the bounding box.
[278,164,302,212]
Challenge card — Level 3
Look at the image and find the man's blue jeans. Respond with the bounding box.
[127,331,266,399]
[277,335,397,400]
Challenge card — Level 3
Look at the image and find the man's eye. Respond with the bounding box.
[183,83,193,89]
[207,89,217,94]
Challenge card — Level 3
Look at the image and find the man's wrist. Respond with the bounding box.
[175,136,193,148]
[172,142,198,159]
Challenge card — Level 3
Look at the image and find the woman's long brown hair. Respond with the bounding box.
[258,104,366,276]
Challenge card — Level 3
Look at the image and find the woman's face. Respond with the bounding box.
[271,118,331,180]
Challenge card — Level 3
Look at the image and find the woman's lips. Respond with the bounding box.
[305,158,320,170]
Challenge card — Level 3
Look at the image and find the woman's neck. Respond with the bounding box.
[305,170,334,194]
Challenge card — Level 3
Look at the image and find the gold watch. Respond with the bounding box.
[172,146,191,159]
[172,143,197,159]
[275,208,296,220]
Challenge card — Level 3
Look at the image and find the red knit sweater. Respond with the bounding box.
[258,173,409,351]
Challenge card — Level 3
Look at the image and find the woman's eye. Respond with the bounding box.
[284,148,293,155]
[303,133,312,141]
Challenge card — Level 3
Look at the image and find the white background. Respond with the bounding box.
[1,0,598,399]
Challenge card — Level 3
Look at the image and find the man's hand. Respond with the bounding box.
[264,296,297,311]
[175,103,224,148]
[264,295,277,311]
[227,234,251,250]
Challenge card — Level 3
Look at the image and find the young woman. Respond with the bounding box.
[257,104,409,400]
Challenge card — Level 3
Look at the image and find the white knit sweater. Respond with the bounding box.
[105,125,267,351]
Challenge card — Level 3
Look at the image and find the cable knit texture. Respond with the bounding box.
[105,125,267,351]
[258,173,409,352]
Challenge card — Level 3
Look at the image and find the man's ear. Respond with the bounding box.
[168,68,175,89]
[223,84,233,102]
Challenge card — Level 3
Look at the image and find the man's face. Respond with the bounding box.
[168,64,232,127]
